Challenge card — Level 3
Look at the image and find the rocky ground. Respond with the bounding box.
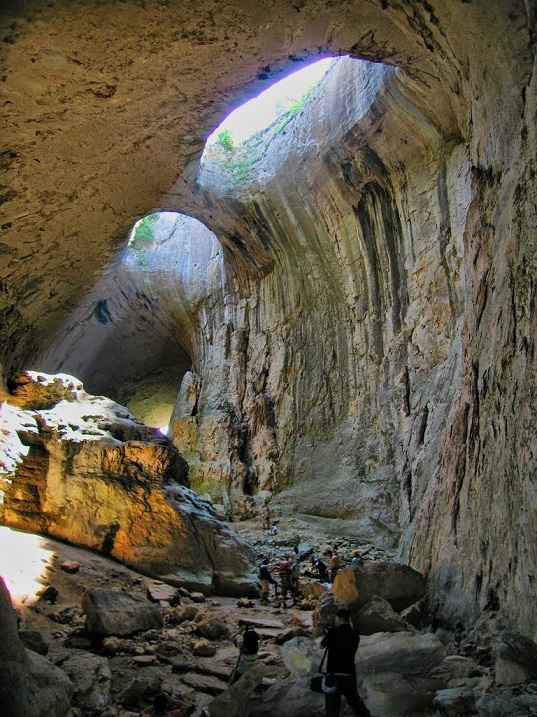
[4,516,537,717]
[3,515,388,717]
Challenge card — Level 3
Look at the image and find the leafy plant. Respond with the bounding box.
[216,129,235,151]
[129,213,157,249]
[275,87,314,133]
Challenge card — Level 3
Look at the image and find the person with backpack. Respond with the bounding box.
[321,608,372,717]
[139,693,183,716]
[229,624,260,684]
[259,555,278,604]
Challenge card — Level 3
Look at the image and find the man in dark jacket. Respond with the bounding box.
[320,608,371,717]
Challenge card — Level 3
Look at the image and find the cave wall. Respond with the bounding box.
[172,58,470,551]
[1,0,536,640]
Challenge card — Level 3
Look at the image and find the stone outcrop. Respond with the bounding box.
[332,563,427,613]
[0,0,536,642]
[82,588,163,636]
[0,372,257,595]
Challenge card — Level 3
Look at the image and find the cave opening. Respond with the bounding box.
[205,56,334,148]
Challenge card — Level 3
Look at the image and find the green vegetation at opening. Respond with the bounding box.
[274,88,313,134]
[216,129,235,152]
[205,85,315,187]
[127,213,158,265]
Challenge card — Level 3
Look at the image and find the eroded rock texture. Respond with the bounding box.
[0,372,256,595]
[0,0,536,640]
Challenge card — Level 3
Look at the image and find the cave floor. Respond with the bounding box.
[2,516,400,716]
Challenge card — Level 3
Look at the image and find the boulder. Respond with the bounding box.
[0,577,73,717]
[353,595,410,635]
[332,563,426,613]
[275,626,311,645]
[494,631,537,685]
[361,672,444,717]
[300,580,328,599]
[119,674,162,708]
[429,655,487,684]
[193,638,216,657]
[433,687,477,716]
[311,592,347,637]
[355,632,446,679]
[82,588,163,636]
[147,582,181,604]
[203,662,269,717]
[18,629,49,655]
[1,372,257,597]
[475,692,534,717]
[60,651,112,712]
[196,616,229,640]
[280,636,321,678]
[173,604,200,623]
[400,602,422,628]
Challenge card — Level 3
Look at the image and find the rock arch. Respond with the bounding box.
[0,1,536,639]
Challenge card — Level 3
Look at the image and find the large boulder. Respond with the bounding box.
[82,588,163,636]
[0,372,257,596]
[361,672,444,717]
[494,631,537,686]
[354,595,410,635]
[332,563,427,613]
[60,651,112,713]
[203,662,270,717]
[0,577,73,717]
[311,592,347,637]
[355,631,446,680]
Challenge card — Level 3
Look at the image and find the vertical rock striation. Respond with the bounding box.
[0,0,535,638]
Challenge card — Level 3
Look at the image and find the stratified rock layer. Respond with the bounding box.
[0,372,256,595]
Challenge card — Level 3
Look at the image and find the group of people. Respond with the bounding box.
[139,552,369,717]
[259,542,364,605]
[302,544,346,584]
[259,551,301,607]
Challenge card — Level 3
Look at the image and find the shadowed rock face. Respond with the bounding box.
[0,1,536,639]
[0,576,74,716]
[0,372,257,595]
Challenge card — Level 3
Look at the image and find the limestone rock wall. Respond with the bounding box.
[0,0,536,639]
[172,58,469,546]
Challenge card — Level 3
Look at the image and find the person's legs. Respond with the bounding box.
[260,580,268,603]
[325,689,342,717]
[339,675,371,717]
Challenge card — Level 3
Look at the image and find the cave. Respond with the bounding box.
[0,0,536,680]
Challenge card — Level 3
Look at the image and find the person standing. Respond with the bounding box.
[259,556,278,604]
[330,549,341,583]
[291,557,301,603]
[320,608,371,717]
[279,554,293,607]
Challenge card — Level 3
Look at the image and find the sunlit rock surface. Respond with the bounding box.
[0,372,256,595]
[0,0,536,641]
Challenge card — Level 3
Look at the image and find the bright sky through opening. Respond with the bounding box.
[207,58,334,145]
